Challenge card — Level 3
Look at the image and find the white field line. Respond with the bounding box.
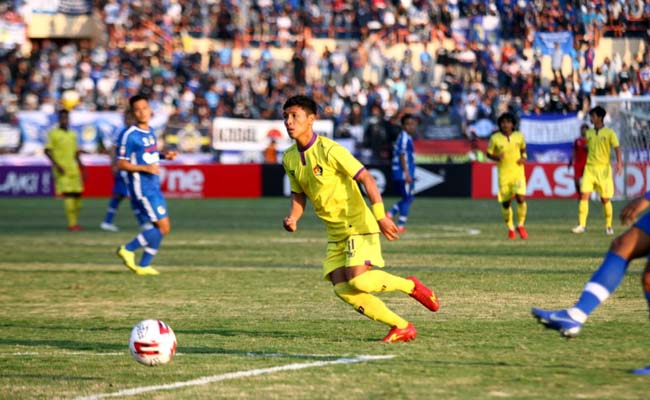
[74,355,394,400]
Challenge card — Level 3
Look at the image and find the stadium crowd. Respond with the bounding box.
[1,0,649,160]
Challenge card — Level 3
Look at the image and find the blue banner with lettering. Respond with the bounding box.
[520,113,582,162]
[533,31,574,56]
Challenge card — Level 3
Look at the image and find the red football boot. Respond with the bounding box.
[382,323,417,343]
[406,276,439,312]
[517,226,528,239]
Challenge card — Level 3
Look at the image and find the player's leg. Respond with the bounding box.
[388,179,405,220]
[498,179,515,238]
[600,173,615,234]
[394,182,414,232]
[345,234,439,311]
[63,192,82,230]
[102,172,129,231]
[574,169,595,232]
[136,195,169,270]
[514,195,528,239]
[533,214,650,337]
[101,195,124,231]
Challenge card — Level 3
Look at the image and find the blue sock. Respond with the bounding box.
[390,204,399,216]
[398,197,413,218]
[139,227,163,267]
[573,251,629,319]
[103,197,122,224]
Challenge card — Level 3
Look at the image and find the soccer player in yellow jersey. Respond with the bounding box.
[486,112,528,240]
[281,95,439,342]
[45,109,84,231]
[572,106,622,235]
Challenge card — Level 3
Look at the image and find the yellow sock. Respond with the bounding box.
[74,197,82,224]
[517,201,527,226]
[604,201,613,228]
[578,199,589,227]
[501,206,514,230]
[64,198,77,227]
[348,270,414,294]
[334,282,409,328]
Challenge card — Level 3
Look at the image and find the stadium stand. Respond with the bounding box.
[0,0,649,160]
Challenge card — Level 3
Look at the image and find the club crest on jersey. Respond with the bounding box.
[312,164,323,176]
[157,206,166,215]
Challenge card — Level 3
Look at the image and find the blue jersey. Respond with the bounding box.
[391,130,415,181]
[118,125,161,197]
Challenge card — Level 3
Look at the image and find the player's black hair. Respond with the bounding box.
[283,95,318,116]
[589,105,607,118]
[401,113,419,125]
[58,109,70,117]
[129,93,149,109]
[497,112,517,127]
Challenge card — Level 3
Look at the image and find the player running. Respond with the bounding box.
[115,94,176,275]
[486,112,529,240]
[281,95,439,342]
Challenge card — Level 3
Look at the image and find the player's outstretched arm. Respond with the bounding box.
[619,196,650,226]
[283,192,306,232]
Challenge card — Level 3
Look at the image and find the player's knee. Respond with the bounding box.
[333,282,356,304]
[501,201,511,209]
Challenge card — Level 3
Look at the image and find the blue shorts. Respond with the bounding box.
[132,192,168,223]
[113,171,129,197]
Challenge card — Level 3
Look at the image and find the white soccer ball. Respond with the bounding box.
[128,319,177,366]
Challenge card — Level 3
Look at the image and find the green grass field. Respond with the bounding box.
[0,197,648,399]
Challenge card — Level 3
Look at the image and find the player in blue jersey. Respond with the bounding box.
[100,125,148,232]
[387,114,418,233]
[116,94,176,275]
[532,192,650,374]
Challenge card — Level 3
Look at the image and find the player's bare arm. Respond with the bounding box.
[517,148,527,165]
[619,197,650,225]
[615,146,623,176]
[117,159,160,175]
[356,169,399,240]
[283,192,306,232]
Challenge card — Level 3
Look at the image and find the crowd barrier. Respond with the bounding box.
[1,163,647,200]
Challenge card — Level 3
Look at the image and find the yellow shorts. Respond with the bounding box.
[322,233,385,279]
[497,174,526,202]
[581,164,613,199]
[53,167,83,195]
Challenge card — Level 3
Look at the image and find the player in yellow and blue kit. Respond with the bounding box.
[533,191,650,374]
[45,109,84,231]
[486,112,528,240]
[281,95,439,342]
[571,106,622,235]
[115,94,176,276]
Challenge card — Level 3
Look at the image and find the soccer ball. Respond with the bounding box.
[128,319,177,366]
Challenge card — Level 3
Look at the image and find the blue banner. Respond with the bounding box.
[533,31,574,56]
[17,110,169,155]
[520,113,582,162]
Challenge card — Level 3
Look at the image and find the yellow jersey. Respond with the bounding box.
[585,127,619,167]
[45,127,80,174]
[283,135,378,242]
[487,131,526,177]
